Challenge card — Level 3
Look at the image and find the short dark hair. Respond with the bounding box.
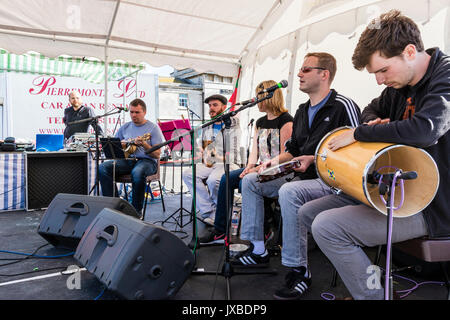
[305,52,337,84]
[352,10,425,70]
[129,98,146,112]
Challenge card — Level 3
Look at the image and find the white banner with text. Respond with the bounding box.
[2,72,158,141]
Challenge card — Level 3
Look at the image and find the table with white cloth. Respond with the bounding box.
[0,151,97,211]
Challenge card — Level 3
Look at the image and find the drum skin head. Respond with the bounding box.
[315,127,439,217]
[363,145,439,217]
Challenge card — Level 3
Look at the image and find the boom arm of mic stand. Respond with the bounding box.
[185,105,201,120]
[67,108,123,126]
[190,93,277,299]
[145,93,274,156]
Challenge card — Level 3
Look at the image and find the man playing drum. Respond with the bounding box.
[231,52,361,269]
[277,10,450,300]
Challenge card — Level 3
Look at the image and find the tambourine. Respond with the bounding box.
[256,160,300,183]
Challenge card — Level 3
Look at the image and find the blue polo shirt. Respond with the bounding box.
[308,91,332,128]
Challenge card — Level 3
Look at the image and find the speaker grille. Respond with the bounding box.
[26,152,88,210]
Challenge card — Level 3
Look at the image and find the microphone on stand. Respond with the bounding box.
[257,80,288,94]
[234,98,256,106]
[248,118,255,127]
[367,170,418,185]
[233,80,288,107]
[117,106,129,112]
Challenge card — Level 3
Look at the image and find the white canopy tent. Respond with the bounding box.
[0,0,449,134]
[0,0,286,76]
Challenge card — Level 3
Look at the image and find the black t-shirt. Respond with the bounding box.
[255,112,293,163]
[63,105,103,139]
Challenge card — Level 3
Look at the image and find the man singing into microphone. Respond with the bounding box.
[231,52,361,271]
[63,90,103,140]
[98,98,164,214]
[280,10,450,300]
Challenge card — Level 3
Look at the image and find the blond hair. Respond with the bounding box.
[256,80,288,116]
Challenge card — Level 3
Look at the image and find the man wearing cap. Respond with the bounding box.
[183,94,242,225]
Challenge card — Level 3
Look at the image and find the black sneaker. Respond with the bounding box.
[273,269,312,300]
[199,228,225,245]
[231,244,270,267]
[264,230,275,245]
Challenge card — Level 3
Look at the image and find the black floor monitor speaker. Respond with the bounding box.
[74,208,195,300]
[37,193,139,250]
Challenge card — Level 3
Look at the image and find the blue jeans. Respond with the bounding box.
[240,172,294,242]
[214,168,244,233]
[98,159,157,212]
[277,178,333,267]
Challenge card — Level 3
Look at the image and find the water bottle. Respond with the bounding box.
[231,207,240,236]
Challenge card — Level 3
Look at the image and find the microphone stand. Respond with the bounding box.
[145,93,279,300]
[195,95,278,300]
[246,119,254,165]
[184,104,201,125]
[376,170,417,300]
[68,108,123,195]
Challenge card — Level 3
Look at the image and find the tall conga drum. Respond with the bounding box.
[314,127,439,217]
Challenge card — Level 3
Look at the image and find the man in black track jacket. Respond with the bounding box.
[285,88,360,180]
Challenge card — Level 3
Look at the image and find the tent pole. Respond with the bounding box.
[286,29,301,114]
[104,0,120,135]
[104,46,109,134]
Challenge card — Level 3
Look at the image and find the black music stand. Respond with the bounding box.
[100,137,126,160]
[100,137,131,198]
[158,119,192,230]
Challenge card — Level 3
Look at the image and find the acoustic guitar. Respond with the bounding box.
[123,133,151,158]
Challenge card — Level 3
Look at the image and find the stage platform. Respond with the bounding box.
[0,192,448,303]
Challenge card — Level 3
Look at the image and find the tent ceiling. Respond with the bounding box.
[0,0,294,77]
[0,0,448,80]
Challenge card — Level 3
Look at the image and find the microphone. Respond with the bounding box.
[398,171,418,180]
[368,170,418,184]
[117,106,128,112]
[258,80,288,94]
[248,118,255,127]
[234,98,256,106]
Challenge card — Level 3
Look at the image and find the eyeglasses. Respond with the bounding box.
[300,66,326,73]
